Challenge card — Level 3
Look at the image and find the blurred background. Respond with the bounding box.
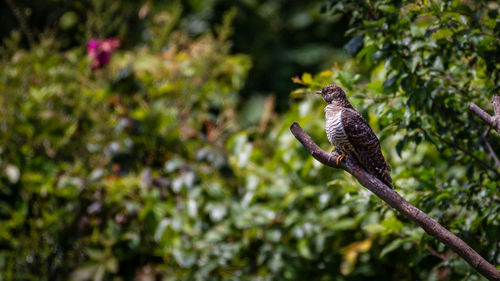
[0,0,499,280]
[0,0,349,112]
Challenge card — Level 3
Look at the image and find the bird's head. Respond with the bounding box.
[315,84,349,106]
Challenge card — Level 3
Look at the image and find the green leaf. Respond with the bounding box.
[363,18,386,28]
[363,223,385,234]
[435,192,450,203]
[381,217,404,233]
[329,218,356,231]
[301,72,313,85]
[105,256,118,273]
[344,34,364,56]
[59,11,78,30]
[86,248,105,261]
[70,263,101,281]
[380,238,405,258]
[431,28,453,41]
[382,75,398,89]
[396,136,408,158]
[297,239,312,259]
[377,5,398,14]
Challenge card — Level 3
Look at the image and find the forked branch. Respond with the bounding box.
[290,122,500,281]
[470,95,500,135]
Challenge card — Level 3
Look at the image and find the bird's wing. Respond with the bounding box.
[341,109,393,188]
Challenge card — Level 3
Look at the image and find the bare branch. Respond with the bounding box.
[290,122,500,281]
[425,244,449,262]
[469,103,496,128]
[470,95,500,135]
[429,131,499,176]
[481,128,500,168]
[469,95,500,169]
[3,0,34,47]
[493,95,500,118]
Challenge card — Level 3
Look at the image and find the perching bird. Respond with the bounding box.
[316,84,393,189]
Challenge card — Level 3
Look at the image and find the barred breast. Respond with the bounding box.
[325,105,349,148]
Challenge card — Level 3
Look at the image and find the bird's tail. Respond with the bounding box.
[380,173,393,189]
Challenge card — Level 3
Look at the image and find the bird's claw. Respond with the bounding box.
[336,152,347,165]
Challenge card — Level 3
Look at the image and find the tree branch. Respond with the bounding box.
[481,128,500,168]
[425,244,449,262]
[3,0,34,47]
[470,95,500,135]
[290,122,500,281]
[429,131,499,176]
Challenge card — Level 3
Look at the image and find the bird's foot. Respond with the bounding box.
[341,143,352,152]
[336,151,347,165]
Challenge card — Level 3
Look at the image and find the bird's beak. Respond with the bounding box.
[314,91,322,95]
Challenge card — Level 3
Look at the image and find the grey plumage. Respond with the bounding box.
[325,106,350,151]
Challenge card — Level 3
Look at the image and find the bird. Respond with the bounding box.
[315,84,393,189]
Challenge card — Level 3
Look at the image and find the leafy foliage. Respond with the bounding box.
[0,0,349,111]
[1,1,499,281]
[295,0,500,278]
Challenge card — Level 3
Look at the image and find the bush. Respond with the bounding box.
[1,1,499,280]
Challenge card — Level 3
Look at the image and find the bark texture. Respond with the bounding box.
[470,95,500,135]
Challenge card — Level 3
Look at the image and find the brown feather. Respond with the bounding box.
[341,109,393,189]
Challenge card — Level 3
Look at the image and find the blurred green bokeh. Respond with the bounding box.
[0,0,499,280]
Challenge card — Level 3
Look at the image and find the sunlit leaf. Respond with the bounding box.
[340,236,374,275]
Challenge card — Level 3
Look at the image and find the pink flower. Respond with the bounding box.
[87,38,120,69]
